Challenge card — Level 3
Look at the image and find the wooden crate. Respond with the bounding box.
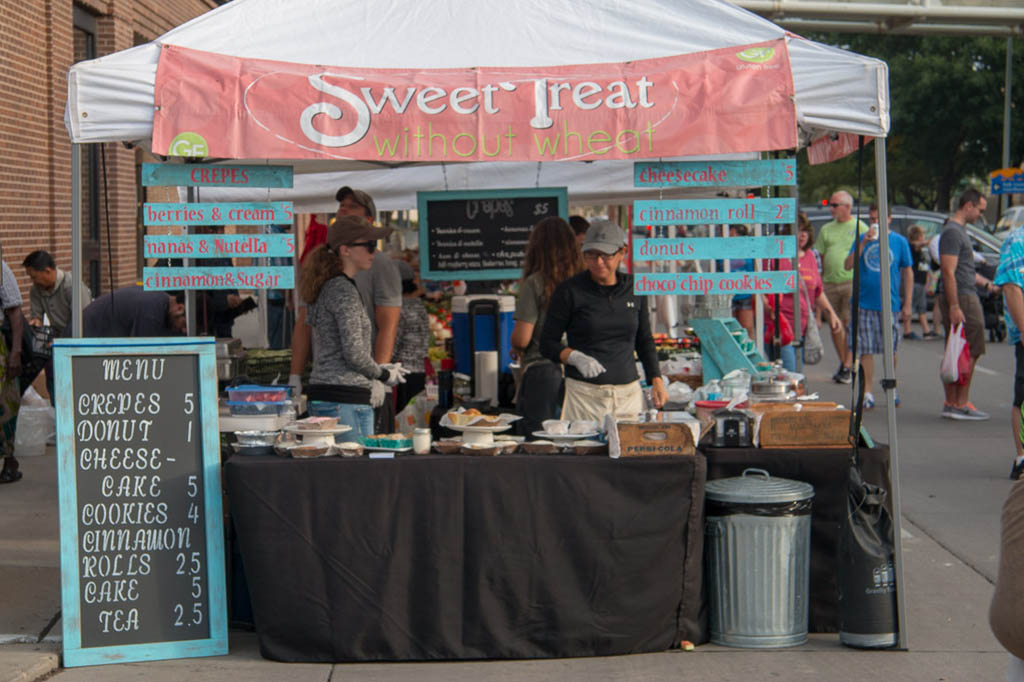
[751,404,851,448]
[616,421,696,456]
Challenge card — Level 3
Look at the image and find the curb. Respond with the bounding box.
[0,651,60,682]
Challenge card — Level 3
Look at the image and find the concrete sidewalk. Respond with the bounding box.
[0,451,1009,682]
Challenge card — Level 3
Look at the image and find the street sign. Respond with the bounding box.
[990,167,1024,195]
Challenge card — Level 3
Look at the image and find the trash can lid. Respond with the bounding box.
[705,468,814,504]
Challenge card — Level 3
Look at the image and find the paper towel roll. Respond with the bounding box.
[474,351,499,407]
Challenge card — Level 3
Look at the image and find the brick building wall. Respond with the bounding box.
[0,0,220,307]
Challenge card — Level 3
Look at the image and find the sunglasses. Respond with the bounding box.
[829,203,848,208]
[348,241,376,253]
[583,249,622,263]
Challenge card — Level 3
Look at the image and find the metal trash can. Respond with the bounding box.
[705,468,814,648]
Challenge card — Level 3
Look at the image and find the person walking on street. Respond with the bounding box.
[844,218,913,409]
[818,190,869,384]
[906,224,937,339]
[939,188,995,420]
[994,225,1024,478]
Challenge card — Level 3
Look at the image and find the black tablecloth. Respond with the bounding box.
[225,454,707,662]
[701,446,891,633]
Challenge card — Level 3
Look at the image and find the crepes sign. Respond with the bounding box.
[152,41,796,162]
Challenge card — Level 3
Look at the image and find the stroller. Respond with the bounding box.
[976,261,1008,342]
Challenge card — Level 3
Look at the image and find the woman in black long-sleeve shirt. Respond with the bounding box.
[540,220,666,421]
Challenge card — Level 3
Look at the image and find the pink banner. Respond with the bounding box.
[806,132,874,166]
[153,42,796,163]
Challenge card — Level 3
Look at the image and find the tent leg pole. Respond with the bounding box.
[72,143,83,338]
[874,136,909,650]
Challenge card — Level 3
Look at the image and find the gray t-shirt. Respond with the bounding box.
[29,268,92,335]
[353,256,402,343]
[938,218,976,296]
[514,272,553,367]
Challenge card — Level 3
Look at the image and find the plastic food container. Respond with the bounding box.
[227,401,289,416]
[226,384,291,403]
[363,435,413,449]
[234,430,281,447]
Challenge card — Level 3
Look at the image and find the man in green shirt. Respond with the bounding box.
[818,190,869,384]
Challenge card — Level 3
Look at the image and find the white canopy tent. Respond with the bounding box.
[66,0,889,157]
[64,0,906,648]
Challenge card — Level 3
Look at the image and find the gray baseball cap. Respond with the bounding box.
[581,219,627,254]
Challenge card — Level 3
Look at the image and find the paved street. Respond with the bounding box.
[0,320,1016,680]
[814,326,1019,583]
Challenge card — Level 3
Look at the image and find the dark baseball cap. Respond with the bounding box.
[335,186,377,221]
[326,215,393,249]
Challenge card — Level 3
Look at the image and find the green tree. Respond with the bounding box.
[798,34,1023,212]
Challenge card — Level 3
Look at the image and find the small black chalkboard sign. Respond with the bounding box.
[54,338,227,667]
[418,187,568,281]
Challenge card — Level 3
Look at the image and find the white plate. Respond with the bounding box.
[449,424,512,433]
[283,424,353,435]
[533,431,599,441]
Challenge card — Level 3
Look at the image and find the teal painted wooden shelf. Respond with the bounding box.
[690,317,768,381]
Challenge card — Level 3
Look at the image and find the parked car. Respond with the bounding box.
[994,205,1024,241]
[799,204,1000,268]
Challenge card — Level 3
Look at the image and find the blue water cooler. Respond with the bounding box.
[451,296,515,401]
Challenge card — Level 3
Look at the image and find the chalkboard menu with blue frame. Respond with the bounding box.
[54,337,227,667]
[418,187,569,281]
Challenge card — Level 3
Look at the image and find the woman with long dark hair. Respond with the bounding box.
[510,217,585,435]
[300,216,407,441]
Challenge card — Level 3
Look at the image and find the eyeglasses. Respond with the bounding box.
[828,203,848,208]
[348,241,376,253]
[583,250,622,263]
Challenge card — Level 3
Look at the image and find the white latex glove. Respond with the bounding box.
[287,373,302,396]
[567,350,606,379]
[379,363,410,387]
[370,380,387,407]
